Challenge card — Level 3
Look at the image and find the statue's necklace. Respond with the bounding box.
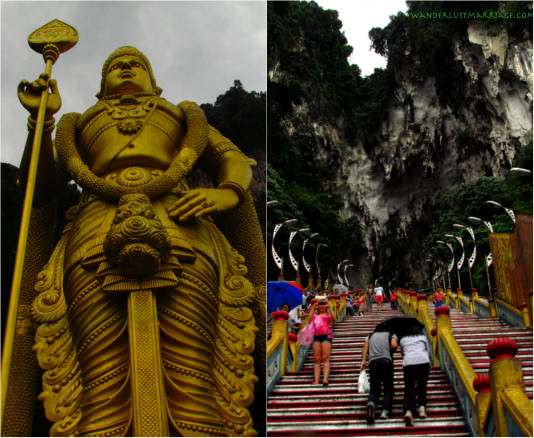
[104,95,157,134]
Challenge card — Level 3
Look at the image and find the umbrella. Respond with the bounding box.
[286,281,305,293]
[267,281,303,314]
[332,283,348,293]
[374,316,425,339]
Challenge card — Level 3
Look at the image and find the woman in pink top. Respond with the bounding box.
[310,300,335,385]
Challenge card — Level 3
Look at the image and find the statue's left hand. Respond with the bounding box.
[167,188,239,223]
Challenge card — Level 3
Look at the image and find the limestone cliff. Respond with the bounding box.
[268,1,532,288]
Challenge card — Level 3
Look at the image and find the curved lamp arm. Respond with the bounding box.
[509,167,532,176]
[468,218,494,267]
[289,227,310,273]
[437,240,455,273]
[453,224,477,269]
[485,200,516,224]
[468,216,494,233]
[336,259,350,285]
[445,233,465,270]
[271,219,297,270]
[302,233,319,274]
[343,264,355,287]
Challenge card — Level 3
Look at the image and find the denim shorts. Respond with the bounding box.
[313,334,332,343]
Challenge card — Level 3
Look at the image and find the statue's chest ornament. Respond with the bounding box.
[106,95,157,134]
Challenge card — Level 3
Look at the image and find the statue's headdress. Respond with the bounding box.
[97,46,163,98]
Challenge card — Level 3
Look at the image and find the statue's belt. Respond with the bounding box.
[104,167,166,188]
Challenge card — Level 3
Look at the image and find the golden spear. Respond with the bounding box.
[1,19,78,425]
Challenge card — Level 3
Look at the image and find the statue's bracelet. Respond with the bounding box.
[27,116,55,133]
[217,180,246,204]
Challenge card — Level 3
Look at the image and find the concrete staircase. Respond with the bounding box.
[267,306,470,436]
[431,302,533,399]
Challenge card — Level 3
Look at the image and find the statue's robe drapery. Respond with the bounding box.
[29,98,265,436]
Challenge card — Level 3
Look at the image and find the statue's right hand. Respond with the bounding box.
[17,74,61,118]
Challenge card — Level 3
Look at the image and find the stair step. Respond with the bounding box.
[268,411,464,422]
[268,395,460,406]
[271,383,460,396]
[267,305,531,436]
[278,377,449,385]
[268,403,463,414]
[267,419,469,436]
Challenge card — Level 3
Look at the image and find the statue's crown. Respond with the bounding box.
[97,46,162,98]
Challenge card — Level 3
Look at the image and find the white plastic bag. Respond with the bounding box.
[358,370,370,393]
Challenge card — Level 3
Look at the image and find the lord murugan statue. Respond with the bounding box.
[5,21,265,437]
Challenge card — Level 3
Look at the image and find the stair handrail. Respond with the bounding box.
[486,338,533,436]
[495,297,529,328]
[328,294,339,321]
[268,299,343,392]
[416,295,439,368]
[287,333,298,373]
[401,286,532,436]
[292,307,315,372]
[472,292,491,317]
[338,294,347,322]
[267,311,289,394]
[434,304,533,436]
[397,288,413,316]
[499,389,533,436]
[400,294,479,433]
[445,286,454,307]
[457,289,474,314]
[434,306,478,435]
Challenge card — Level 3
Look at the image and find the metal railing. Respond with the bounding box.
[266,294,349,394]
[396,287,533,436]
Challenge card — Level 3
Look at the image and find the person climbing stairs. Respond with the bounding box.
[267,306,470,436]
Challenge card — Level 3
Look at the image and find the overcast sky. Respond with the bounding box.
[1,0,407,167]
[315,0,408,75]
[1,1,266,166]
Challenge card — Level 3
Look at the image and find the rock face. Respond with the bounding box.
[271,21,532,288]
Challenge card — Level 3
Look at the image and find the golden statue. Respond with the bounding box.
[7,28,265,437]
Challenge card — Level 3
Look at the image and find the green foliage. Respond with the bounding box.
[267,165,363,280]
[267,2,390,281]
[423,144,532,295]
[351,68,395,147]
[269,1,365,121]
[201,81,266,232]
[369,1,532,106]
[201,80,265,161]
[268,0,532,288]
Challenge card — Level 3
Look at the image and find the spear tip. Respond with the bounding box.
[28,19,78,55]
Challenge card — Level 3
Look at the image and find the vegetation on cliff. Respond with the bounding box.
[423,143,532,296]
[268,1,368,282]
[268,0,532,287]
[201,80,266,231]
[370,1,532,106]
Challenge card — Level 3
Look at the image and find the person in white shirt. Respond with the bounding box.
[374,285,384,311]
[399,326,432,426]
[288,304,303,333]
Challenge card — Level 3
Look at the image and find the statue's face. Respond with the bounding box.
[103,55,153,96]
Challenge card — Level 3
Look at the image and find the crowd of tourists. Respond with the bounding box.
[268,283,432,428]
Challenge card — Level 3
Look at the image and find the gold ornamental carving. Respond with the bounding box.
[5,26,266,437]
